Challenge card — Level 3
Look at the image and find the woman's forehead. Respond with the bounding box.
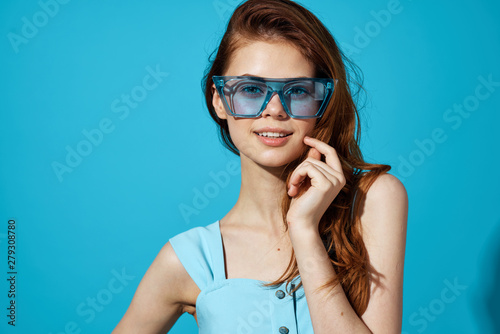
[224,39,315,78]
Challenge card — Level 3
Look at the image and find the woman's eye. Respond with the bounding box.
[239,85,264,96]
[286,86,310,98]
[291,87,307,94]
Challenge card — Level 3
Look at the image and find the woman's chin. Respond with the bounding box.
[252,153,302,169]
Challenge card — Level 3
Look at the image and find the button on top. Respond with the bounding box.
[275,289,286,299]
[279,326,289,334]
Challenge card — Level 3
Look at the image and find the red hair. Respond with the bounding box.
[202,0,390,316]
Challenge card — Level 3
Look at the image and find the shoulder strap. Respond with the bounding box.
[169,221,225,291]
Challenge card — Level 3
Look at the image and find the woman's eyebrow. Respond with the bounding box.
[240,73,261,77]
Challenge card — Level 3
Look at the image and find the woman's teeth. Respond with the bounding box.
[257,132,290,138]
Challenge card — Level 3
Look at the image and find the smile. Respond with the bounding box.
[255,132,292,138]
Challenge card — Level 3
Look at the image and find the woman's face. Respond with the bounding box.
[213,40,317,168]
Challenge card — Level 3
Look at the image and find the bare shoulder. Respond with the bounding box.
[360,173,408,230]
[365,172,408,206]
[154,241,200,300]
[112,241,199,333]
[143,241,200,310]
[156,241,188,278]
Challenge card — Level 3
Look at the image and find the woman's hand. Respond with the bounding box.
[286,136,346,233]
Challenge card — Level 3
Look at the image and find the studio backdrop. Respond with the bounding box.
[0,0,499,333]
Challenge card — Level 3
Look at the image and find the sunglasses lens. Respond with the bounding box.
[225,79,268,116]
[283,80,326,117]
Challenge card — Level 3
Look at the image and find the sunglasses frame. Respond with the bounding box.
[213,76,336,119]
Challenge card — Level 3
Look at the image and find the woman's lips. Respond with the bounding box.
[254,131,292,146]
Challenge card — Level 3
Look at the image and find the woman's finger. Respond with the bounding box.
[298,156,343,181]
[306,147,321,161]
[303,136,343,173]
[288,161,339,197]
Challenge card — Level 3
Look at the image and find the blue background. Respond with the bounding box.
[1,0,499,333]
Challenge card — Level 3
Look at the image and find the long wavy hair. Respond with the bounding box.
[202,0,390,316]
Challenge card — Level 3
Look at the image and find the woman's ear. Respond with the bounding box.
[212,85,227,120]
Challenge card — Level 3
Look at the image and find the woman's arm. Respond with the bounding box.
[287,138,408,334]
[112,242,199,334]
[358,173,408,331]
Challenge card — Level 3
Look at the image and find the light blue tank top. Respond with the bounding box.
[169,220,313,334]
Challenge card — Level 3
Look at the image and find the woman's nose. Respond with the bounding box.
[261,93,288,118]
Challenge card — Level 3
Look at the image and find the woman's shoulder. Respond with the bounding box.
[359,173,408,230]
[167,221,223,291]
[365,173,407,201]
[112,231,202,330]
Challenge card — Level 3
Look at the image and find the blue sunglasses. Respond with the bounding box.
[213,76,336,119]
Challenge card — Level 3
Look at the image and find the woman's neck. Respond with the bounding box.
[223,154,289,235]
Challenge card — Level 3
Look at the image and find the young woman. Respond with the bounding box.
[113,0,408,333]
